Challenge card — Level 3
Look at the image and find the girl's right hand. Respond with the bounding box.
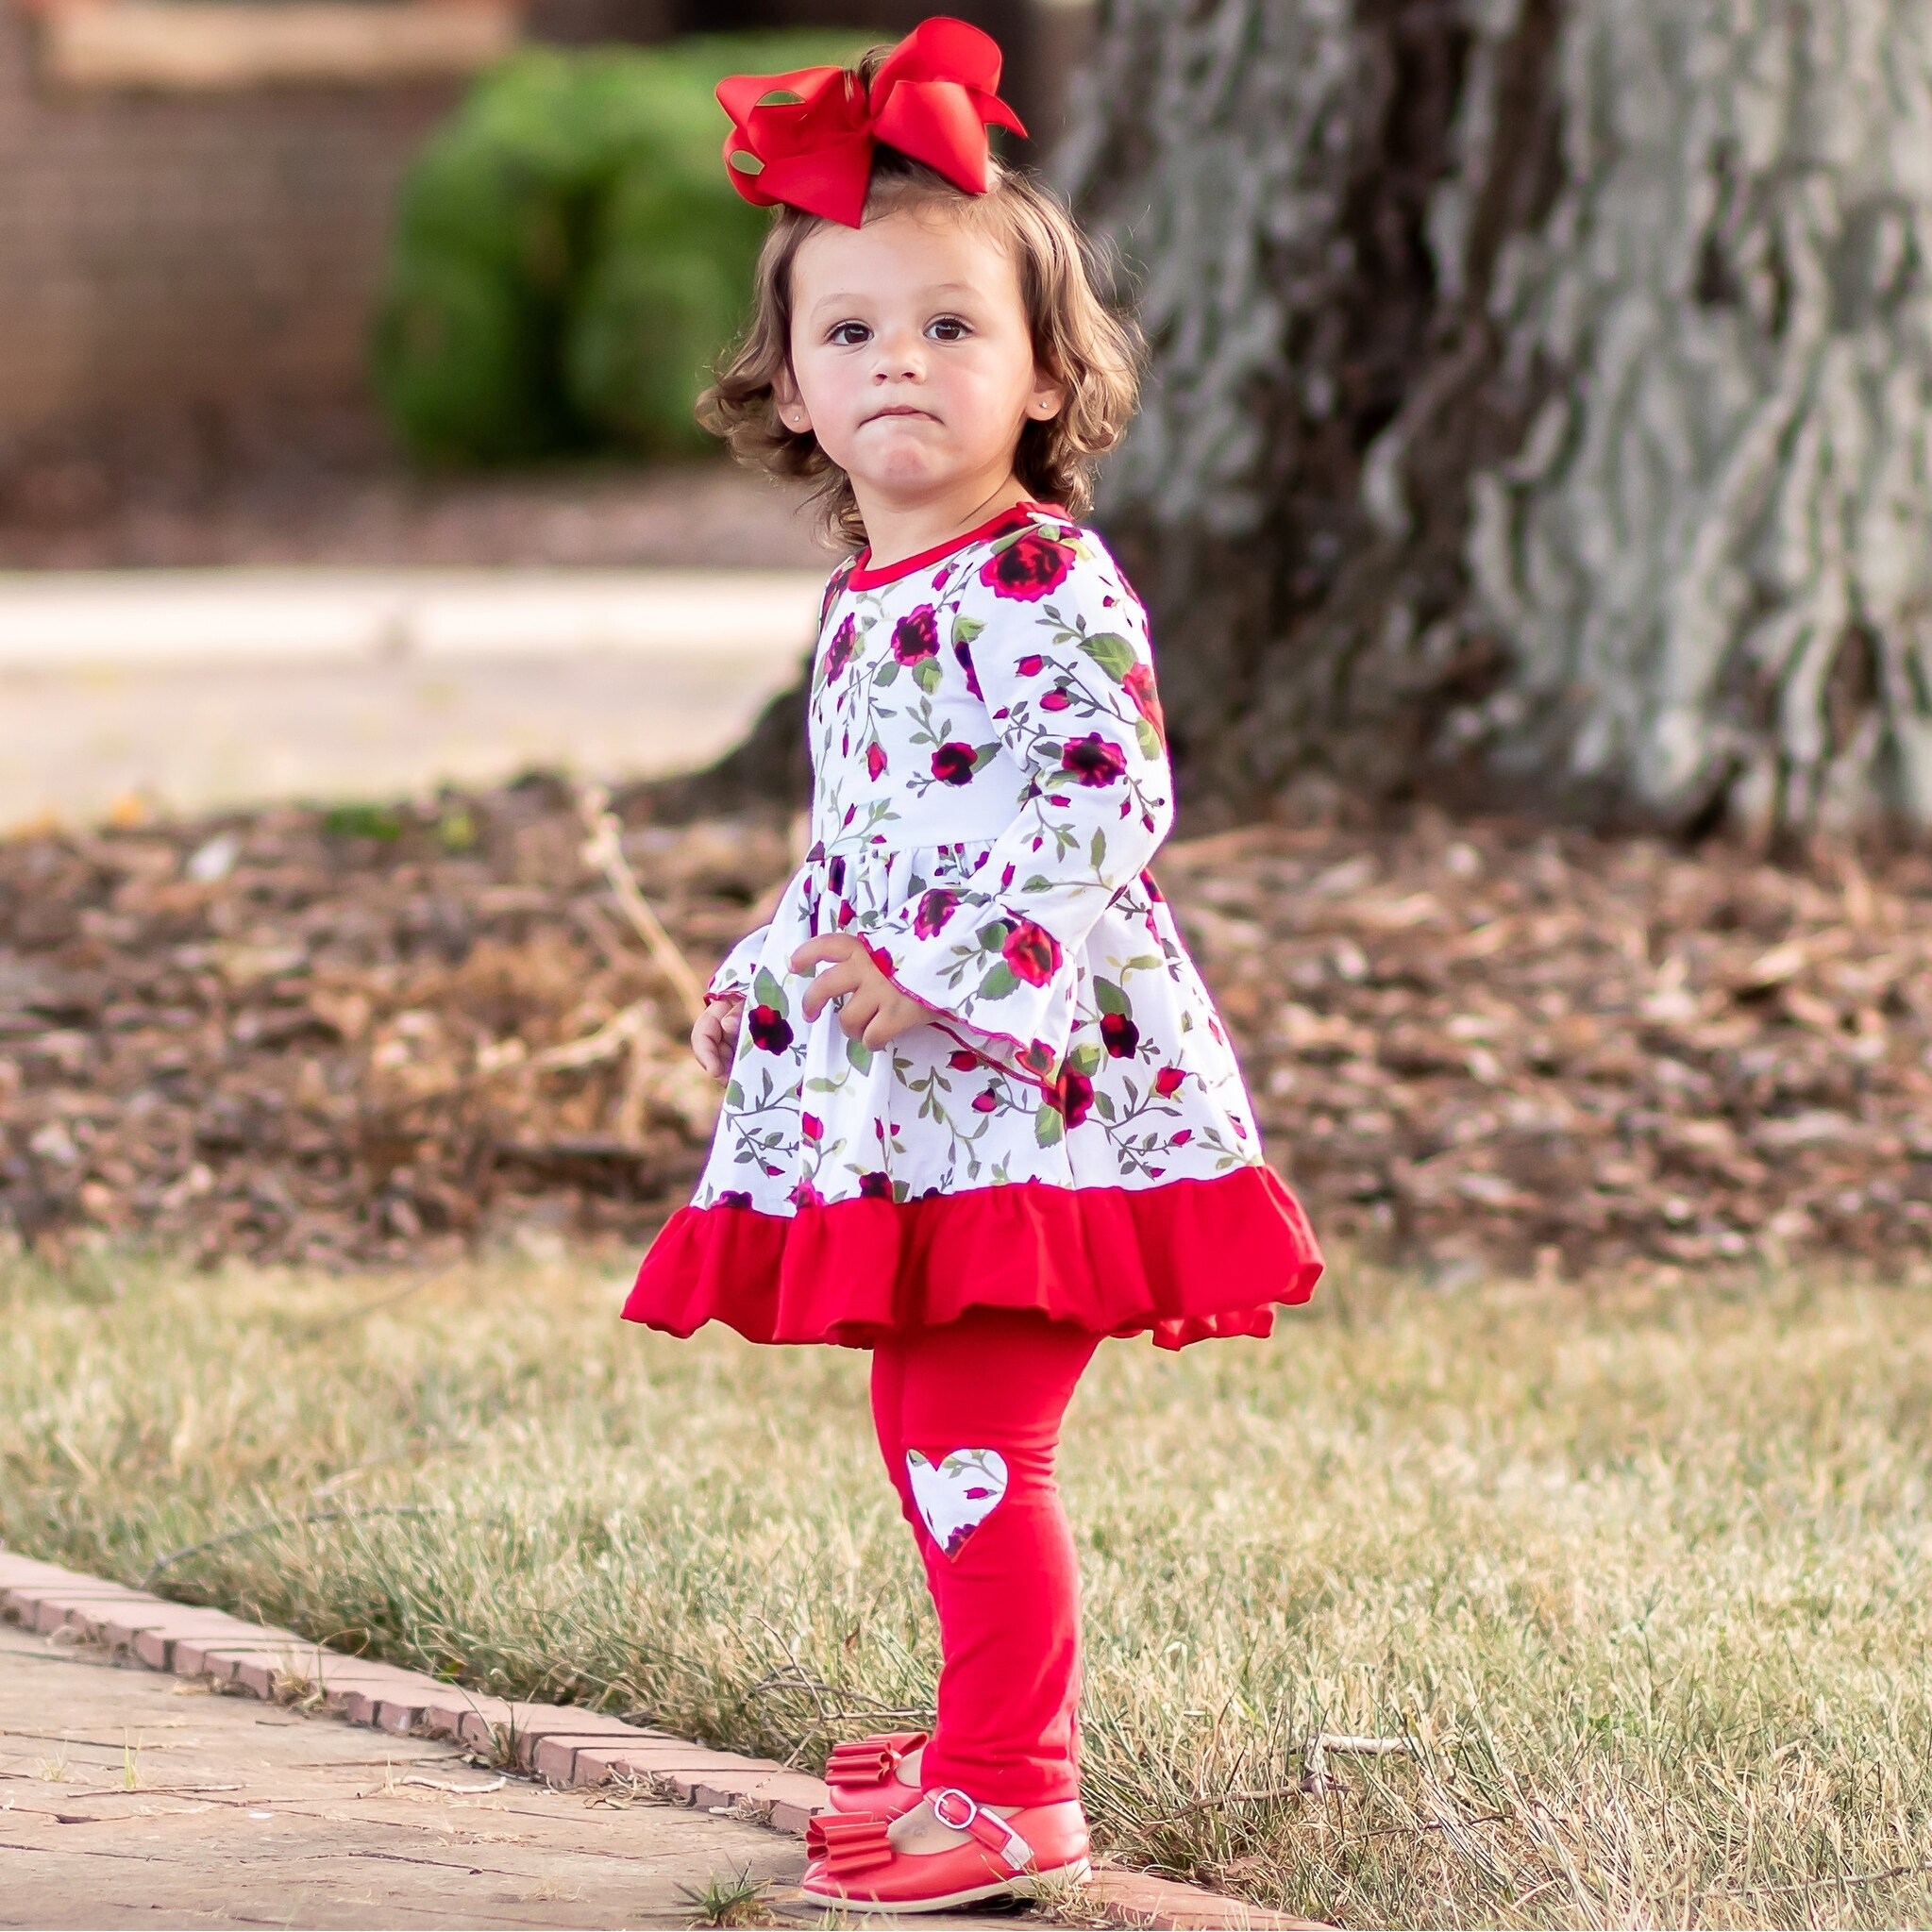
[691,997,744,1080]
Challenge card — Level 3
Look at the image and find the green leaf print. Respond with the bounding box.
[971,742,1000,771]
[1034,1101,1065,1148]
[875,660,901,687]
[752,967,786,1014]
[724,1081,745,1109]
[1022,874,1053,893]
[952,613,985,646]
[1093,977,1130,1017]
[847,1037,873,1073]
[1135,716,1164,762]
[1068,1041,1102,1077]
[976,918,1012,950]
[978,961,1019,1000]
[1077,631,1137,681]
[913,659,943,695]
[1089,828,1107,870]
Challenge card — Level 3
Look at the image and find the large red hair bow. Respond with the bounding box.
[716,16,1026,229]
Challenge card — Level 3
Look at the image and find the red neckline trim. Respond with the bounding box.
[847,499,1067,591]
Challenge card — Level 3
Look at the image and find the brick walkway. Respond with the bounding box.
[0,1552,1312,1930]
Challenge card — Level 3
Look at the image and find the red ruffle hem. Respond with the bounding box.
[622,1166,1323,1352]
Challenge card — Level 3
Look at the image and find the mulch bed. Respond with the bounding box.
[3,783,1929,1278]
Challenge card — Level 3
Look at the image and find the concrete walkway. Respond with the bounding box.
[0,568,823,828]
[0,1617,804,1929]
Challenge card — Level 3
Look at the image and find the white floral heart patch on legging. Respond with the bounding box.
[906,1448,1010,1556]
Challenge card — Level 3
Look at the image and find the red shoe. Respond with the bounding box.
[823,1729,929,1820]
[801,1788,1091,1914]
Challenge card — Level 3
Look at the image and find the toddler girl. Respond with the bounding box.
[624,17,1323,1912]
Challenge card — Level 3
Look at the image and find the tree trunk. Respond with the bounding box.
[1061,0,1932,842]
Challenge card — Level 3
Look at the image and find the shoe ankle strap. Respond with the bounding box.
[927,1787,1033,1872]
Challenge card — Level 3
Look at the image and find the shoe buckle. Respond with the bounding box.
[927,1787,1033,1872]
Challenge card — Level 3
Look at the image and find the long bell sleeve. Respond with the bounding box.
[865,533,1173,1087]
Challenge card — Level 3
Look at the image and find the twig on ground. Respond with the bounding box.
[1719,1858,1932,1900]
[143,1504,448,1585]
[1302,1733,1412,1796]
[401,1772,507,1795]
[577,785,707,1023]
[298,1264,462,1337]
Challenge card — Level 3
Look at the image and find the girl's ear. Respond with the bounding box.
[772,363,813,436]
[1026,364,1067,423]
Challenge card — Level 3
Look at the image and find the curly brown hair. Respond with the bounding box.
[697,92,1142,550]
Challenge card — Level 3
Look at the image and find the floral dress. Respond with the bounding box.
[624,501,1321,1350]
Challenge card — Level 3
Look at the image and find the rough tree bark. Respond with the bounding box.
[1061,0,1932,842]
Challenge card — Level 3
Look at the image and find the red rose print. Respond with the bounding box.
[914,888,961,938]
[1154,1066,1185,1097]
[981,532,1073,600]
[747,1004,793,1052]
[801,1112,823,1141]
[858,1170,894,1199]
[1050,1066,1094,1128]
[1001,919,1062,987]
[1061,733,1128,786]
[1123,661,1166,742]
[931,742,977,785]
[948,1049,981,1071]
[954,635,982,697]
[1017,1040,1056,1076]
[790,1178,824,1208]
[865,942,896,975]
[717,1189,754,1208]
[1100,1012,1139,1058]
[866,741,888,780]
[891,605,939,664]
[1171,1128,1193,1145]
[972,1086,1000,1113]
[1141,868,1165,902]
[1040,687,1071,712]
[822,614,857,680]
[1016,654,1044,676]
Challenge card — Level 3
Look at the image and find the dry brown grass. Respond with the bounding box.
[5,1247,1932,1926]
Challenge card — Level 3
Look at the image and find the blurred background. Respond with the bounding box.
[0,0,1094,824]
[4,0,1932,1285]
[11,20,1932,1927]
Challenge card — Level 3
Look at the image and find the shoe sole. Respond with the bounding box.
[800,1855,1092,1915]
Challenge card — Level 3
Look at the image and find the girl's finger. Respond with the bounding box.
[789,934,859,974]
[800,961,861,1019]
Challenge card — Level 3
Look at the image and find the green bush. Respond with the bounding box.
[373,32,866,465]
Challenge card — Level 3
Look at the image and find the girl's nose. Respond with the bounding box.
[873,328,925,381]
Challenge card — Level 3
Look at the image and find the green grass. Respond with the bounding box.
[5,1248,1932,1926]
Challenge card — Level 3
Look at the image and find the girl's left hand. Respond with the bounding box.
[791,934,932,1049]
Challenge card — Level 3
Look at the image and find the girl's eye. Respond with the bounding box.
[828,322,871,346]
[927,315,971,343]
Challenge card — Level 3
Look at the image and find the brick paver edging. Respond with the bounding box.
[0,1548,1313,1931]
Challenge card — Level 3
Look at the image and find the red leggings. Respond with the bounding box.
[869,1309,1100,1808]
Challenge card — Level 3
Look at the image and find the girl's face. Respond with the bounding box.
[778,206,1065,512]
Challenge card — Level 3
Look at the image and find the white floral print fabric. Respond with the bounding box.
[696,503,1269,1213]
[905,1448,1010,1557]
